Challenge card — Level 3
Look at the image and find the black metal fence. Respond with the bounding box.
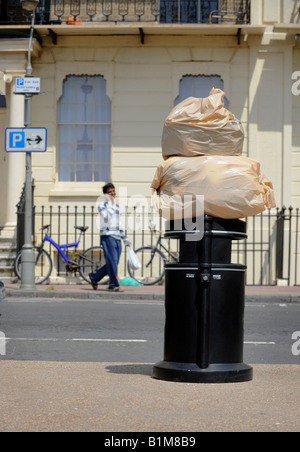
[14,203,300,285]
[0,0,250,24]
[16,181,35,254]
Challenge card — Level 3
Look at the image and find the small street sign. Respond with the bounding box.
[15,77,40,94]
[5,128,47,153]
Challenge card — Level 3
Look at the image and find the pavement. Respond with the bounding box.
[4,281,300,303]
[1,282,300,433]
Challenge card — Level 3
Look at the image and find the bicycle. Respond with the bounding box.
[14,225,105,285]
[127,222,179,285]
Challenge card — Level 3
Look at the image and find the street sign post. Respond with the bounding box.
[15,77,40,94]
[5,127,47,153]
[18,4,40,292]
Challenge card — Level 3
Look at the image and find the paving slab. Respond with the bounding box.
[0,361,299,432]
[4,283,300,303]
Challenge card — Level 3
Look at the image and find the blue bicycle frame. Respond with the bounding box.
[44,234,80,263]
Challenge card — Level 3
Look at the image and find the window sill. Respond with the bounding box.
[49,183,102,198]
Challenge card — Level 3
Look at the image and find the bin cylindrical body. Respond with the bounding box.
[153,216,253,383]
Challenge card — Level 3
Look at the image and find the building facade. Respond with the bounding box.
[0,0,300,284]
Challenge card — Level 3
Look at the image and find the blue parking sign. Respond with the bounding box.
[5,127,47,152]
[9,131,25,149]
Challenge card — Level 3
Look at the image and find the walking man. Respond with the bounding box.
[89,183,131,291]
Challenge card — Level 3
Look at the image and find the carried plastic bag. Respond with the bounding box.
[151,155,276,220]
[127,247,142,271]
[162,88,244,159]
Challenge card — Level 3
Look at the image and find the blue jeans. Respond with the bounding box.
[90,236,122,289]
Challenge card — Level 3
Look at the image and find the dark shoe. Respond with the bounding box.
[89,274,98,290]
[106,286,124,292]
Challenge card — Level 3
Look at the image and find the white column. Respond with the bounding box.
[3,78,25,236]
[282,46,293,206]
[250,0,262,24]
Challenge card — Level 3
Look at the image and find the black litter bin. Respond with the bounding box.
[153,216,253,383]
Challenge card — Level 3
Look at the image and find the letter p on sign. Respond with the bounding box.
[9,132,25,149]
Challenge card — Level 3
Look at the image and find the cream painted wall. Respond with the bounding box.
[249,47,293,206]
[0,1,297,224]
[292,45,300,207]
[0,32,297,224]
[0,109,8,228]
[251,0,297,24]
[0,0,300,283]
[30,37,250,210]
[28,35,292,215]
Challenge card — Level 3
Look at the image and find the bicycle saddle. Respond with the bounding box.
[74,226,89,232]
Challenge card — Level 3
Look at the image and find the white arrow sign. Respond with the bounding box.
[5,128,47,152]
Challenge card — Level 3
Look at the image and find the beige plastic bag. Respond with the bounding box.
[162,88,244,159]
[151,155,276,220]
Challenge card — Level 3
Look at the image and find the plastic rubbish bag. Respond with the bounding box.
[119,277,143,287]
[151,155,276,220]
[127,247,142,271]
[162,88,244,159]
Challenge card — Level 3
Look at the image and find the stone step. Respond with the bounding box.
[0,236,17,280]
[0,265,15,271]
[0,244,16,251]
[0,255,15,265]
[0,276,16,284]
[0,268,16,282]
[0,238,17,249]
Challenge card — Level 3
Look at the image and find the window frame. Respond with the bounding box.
[57,74,111,184]
[172,62,230,105]
[175,74,227,106]
[51,63,113,197]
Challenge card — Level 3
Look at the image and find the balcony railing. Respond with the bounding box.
[0,0,250,24]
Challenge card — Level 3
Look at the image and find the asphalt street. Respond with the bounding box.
[0,298,299,365]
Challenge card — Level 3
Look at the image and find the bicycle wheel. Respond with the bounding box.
[79,246,105,283]
[14,247,53,285]
[127,246,166,285]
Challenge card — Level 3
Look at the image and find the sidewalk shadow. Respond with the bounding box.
[105,364,153,376]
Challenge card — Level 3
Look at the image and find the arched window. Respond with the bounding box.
[175,74,228,107]
[58,75,111,182]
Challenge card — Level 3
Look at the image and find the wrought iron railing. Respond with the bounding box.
[14,203,300,286]
[0,0,250,24]
[16,180,35,253]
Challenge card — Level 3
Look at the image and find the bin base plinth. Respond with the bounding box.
[153,361,253,384]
